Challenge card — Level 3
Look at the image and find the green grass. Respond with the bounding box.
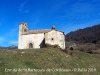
[0,48,100,75]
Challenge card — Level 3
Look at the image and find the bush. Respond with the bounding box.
[76,43,99,52]
[69,51,76,57]
[44,44,61,49]
[70,47,73,50]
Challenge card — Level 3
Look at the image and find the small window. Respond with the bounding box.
[51,38,54,41]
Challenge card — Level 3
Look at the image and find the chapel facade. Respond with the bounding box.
[18,22,65,49]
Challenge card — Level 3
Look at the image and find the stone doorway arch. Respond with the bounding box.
[29,43,33,49]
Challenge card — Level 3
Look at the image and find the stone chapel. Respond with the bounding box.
[18,22,65,49]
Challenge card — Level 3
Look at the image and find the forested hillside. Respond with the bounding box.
[65,24,100,44]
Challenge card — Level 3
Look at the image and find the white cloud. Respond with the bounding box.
[19,2,25,12]
[0,27,18,46]
[25,9,29,13]
[71,2,93,13]
[0,37,5,41]
[0,37,5,44]
[6,28,18,38]
[19,1,29,13]
[9,40,18,45]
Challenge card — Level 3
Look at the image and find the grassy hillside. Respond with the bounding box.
[0,47,100,75]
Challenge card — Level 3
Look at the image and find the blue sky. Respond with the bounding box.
[0,0,100,46]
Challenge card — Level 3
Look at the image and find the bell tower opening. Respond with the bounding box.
[24,29,27,32]
[19,22,28,33]
[29,43,33,49]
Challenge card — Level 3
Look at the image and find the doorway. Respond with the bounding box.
[29,43,33,49]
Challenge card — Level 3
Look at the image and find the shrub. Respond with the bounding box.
[70,47,73,50]
[69,51,76,57]
[45,43,61,49]
[76,43,99,52]
[65,49,68,54]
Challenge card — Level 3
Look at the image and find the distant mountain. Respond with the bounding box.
[65,24,100,44]
[0,45,18,50]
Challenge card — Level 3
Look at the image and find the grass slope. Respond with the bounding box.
[0,47,100,75]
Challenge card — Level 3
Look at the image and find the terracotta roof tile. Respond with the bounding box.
[23,30,51,34]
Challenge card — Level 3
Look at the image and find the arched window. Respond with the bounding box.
[29,43,33,49]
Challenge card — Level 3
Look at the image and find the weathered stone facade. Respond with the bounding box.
[18,22,65,49]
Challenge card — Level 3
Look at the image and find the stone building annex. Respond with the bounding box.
[18,22,65,49]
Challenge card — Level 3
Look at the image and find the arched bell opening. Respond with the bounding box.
[24,29,27,32]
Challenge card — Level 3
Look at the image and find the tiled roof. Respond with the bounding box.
[23,30,51,34]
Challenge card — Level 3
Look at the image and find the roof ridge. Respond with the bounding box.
[29,29,51,31]
[23,29,51,35]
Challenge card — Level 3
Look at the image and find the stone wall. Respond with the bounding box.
[18,33,44,49]
[45,30,65,49]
